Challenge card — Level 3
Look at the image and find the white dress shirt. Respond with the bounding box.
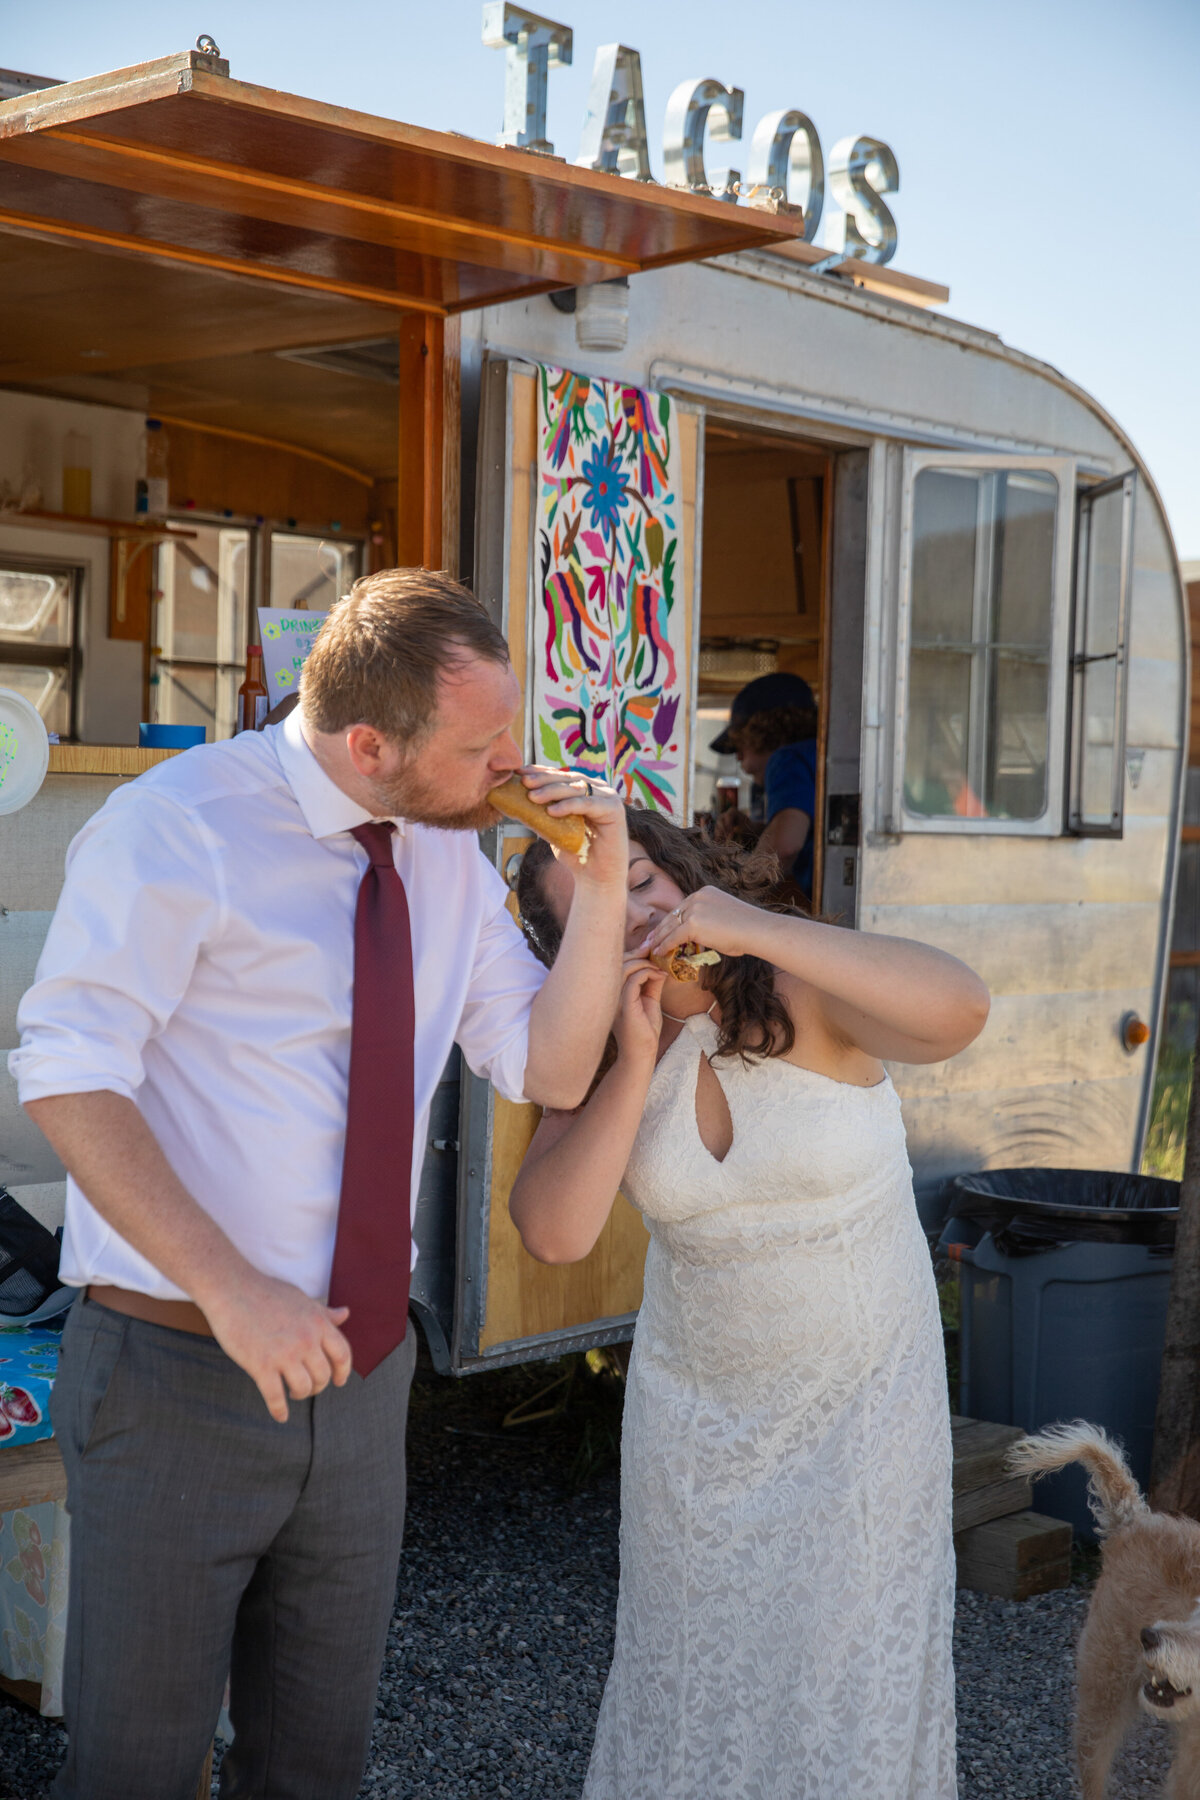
[9,710,546,1301]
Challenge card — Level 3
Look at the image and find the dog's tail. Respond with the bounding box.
[1007,1420,1148,1539]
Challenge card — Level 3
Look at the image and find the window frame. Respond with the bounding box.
[891,448,1077,838]
[1067,470,1136,839]
[0,553,84,740]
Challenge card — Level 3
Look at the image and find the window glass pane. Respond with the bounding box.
[159,526,250,665]
[154,664,239,742]
[904,651,975,817]
[270,536,359,612]
[910,471,977,647]
[993,477,1056,649]
[0,569,72,645]
[990,651,1050,820]
[0,664,69,736]
[906,467,1057,823]
[1073,483,1128,830]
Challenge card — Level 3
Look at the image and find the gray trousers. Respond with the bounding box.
[50,1296,417,1800]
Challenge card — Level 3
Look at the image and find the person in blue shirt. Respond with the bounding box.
[710,673,818,900]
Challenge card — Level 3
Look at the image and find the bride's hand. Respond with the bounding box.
[639,885,759,964]
[613,958,666,1068]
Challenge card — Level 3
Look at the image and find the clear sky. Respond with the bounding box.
[6,1,1199,557]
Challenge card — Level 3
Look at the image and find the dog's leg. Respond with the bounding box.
[1075,1664,1137,1800]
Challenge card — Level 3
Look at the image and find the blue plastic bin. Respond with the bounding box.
[139,722,206,748]
[940,1169,1177,1542]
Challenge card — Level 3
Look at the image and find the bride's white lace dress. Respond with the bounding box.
[582,1013,956,1800]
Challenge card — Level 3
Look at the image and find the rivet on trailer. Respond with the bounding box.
[0,22,1188,1388]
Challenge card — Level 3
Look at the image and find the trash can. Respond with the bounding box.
[938,1169,1178,1541]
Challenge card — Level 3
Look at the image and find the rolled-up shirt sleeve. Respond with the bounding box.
[9,788,222,1105]
[454,856,547,1103]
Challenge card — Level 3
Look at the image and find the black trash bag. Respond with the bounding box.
[0,1186,64,1316]
[948,1167,1179,1254]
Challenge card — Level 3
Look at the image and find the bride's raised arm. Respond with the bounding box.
[508,960,666,1265]
[641,889,989,1067]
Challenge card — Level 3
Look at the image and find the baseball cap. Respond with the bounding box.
[709,672,816,755]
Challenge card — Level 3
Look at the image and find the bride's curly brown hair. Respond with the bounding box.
[516,805,804,1064]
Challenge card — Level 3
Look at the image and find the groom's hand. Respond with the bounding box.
[201,1270,353,1423]
[517,766,627,889]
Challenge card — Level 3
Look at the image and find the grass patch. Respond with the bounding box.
[1143,1037,1193,1181]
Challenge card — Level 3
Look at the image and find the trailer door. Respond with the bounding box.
[452,357,702,1371]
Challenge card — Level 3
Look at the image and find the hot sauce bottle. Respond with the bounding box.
[236,644,269,733]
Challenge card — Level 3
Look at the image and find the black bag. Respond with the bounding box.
[0,1187,65,1316]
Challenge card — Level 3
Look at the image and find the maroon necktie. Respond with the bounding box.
[328,821,415,1377]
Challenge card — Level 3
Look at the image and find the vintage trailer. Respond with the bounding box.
[0,43,1187,1379]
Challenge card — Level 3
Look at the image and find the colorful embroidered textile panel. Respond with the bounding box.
[533,365,687,818]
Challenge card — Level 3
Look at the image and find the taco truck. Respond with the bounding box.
[0,24,1187,1384]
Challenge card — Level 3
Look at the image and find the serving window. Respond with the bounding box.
[891,452,1076,836]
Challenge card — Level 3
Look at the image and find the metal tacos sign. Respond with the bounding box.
[482,3,900,265]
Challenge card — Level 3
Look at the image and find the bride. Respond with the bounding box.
[511,805,988,1800]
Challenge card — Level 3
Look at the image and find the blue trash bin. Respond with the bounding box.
[939,1169,1177,1542]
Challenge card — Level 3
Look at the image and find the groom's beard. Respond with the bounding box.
[364,762,500,833]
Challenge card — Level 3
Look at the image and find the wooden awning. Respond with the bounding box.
[0,49,802,319]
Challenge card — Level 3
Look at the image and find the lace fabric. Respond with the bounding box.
[582,1014,957,1800]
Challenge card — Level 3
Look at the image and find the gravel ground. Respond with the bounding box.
[0,1352,1176,1798]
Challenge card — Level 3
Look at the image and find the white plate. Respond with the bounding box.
[0,687,50,816]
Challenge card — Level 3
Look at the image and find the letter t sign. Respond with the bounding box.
[482,3,573,154]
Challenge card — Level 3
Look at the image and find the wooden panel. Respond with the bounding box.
[480,1095,649,1352]
[859,900,1160,997]
[1188,580,1200,766]
[896,988,1153,1099]
[161,418,372,529]
[47,745,178,775]
[861,819,1169,909]
[0,233,399,386]
[897,1071,1144,1181]
[506,367,538,759]
[0,54,802,335]
[0,1438,65,1511]
[677,404,701,822]
[441,315,462,578]
[395,313,443,568]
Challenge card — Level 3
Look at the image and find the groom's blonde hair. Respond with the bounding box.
[300,567,510,746]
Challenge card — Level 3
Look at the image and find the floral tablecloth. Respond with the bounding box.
[0,1498,68,1712]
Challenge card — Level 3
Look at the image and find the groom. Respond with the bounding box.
[11,569,628,1800]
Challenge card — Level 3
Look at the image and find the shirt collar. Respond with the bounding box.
[272,708,407,842]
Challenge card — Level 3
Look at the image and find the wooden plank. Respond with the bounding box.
[951,1417,1026,1494]
[505,367,537,761]
[677,403,701,823]
[440,314,462,579]
[953,1476,1034,1534]
[858,900,1160,999]
[47,746,178,776]
[955,1509,1073,1599]
[0,1672,42,1710]
[479,1100,649,1351]
[860,818,1169,909]
[0,1438,65,1512]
